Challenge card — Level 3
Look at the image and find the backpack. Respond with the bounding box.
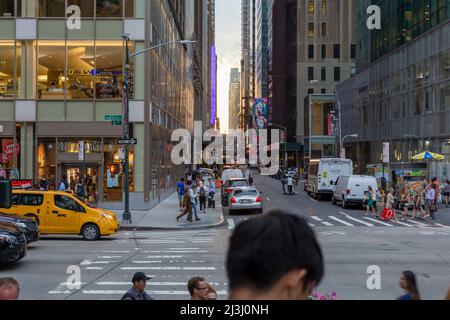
[199,186,206,197]
[77,184,85,196]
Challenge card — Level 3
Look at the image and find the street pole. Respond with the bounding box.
[122,37,131,223]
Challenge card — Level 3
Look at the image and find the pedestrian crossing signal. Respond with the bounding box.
[109,164,120,178]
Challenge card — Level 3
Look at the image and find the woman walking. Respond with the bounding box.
[441,179,450,208]
[366,186,376,217]
[412,191,425,219]
[397,271,420,300]
[176,189,193,223]
[400,189,409,221]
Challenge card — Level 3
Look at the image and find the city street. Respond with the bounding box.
[1,171,450,300]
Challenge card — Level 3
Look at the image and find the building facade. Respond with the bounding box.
[0,0,204,210]
[337,10,450,175]
[297,0,356,165]
[228,68,241,131]
[255,0,269,99]
[240,0,251,130]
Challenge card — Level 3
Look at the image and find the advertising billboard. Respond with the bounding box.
[253,98,268,130]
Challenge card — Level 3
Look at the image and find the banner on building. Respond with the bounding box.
[327,110,339,136]
[253,98,268,130]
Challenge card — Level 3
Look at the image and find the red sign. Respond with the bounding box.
[11,179,33,188]
[0,153,11,164]
[3,143,20,156]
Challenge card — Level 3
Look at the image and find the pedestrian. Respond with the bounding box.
[207,178,216,208]
[206,283,218,300]
[58,178,66,191]
[441,179,450,208]
[281,175,287,194]
[412,190,425,219]
[424,184,435,219]
[187,277,208,300]
[177,177,186,211]
[248,173,253,186]
[121,272,154,300]
[69,176,76,191]
[287,175,294,194]
[365,186,376,217]
[76,179,86,200]
[198,181,208,214]
[375,189,384,219]
[400,188,409,221]
[177,189,193,223]
[397,271,420,300]
[226,210,324,300]
[188,180,201,221]
[385,188,397,220]
[0,278,20,300]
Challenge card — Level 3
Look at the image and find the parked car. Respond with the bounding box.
[221,178,249,207]
[332,175,378,208]
[221,168,244,184]
[0,221,27,265]
[1,190,119,241]
[228,187,263,214]
[0,213,39,243]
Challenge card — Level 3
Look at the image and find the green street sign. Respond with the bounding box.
[105,115,122,121]
[112,121,122,125]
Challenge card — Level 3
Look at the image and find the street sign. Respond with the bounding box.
[105,115,122,121]
[112,120,122,125]
[118,138,137,145]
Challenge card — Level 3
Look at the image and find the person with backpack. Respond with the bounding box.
[197,181,208,214]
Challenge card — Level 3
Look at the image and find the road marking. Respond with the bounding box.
[131,261,163,264]
[98,251,131,253]
[328,216,354,226]
[146,255,184,258]
[97,256,122,259]
[310,198,319,203]
[390,220,414,227]
[169,248,200,250]
[364,217,394,227]
[121,266,216,270]
[48,290,71,294]
[144,250,208,253]
[308,223,316,227]
[95,281,221,286]
[227,219,235,230]
[338,212,374,226]
[407,220,429,227]
[82,290,228,295]
[85,267,104,270]
[310,216,333,226]
[266,197,271,202]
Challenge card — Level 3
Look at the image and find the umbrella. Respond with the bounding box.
[411,151,444,161]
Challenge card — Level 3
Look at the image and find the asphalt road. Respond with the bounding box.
[1,171,449,300]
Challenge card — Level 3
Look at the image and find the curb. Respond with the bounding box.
[119,212,225,231]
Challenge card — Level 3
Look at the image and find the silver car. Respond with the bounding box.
[228,187,263,214]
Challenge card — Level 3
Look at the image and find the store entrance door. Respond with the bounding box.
[61,164,100,203]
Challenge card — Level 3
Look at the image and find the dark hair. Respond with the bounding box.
[181,177,185,182]
[226,210,324,292]
[402,271,420,300]
[187,277,206,296]
[186,180,193,186]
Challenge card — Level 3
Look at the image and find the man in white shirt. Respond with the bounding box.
[287,176,294,194]
[188,181,200,221]
[425,184,435,219]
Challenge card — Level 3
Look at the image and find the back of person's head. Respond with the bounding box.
[181,177,185,182]
[226,210,324,299]
[0,277,20,300]
[187,277,206,296]
[402,271,420,300]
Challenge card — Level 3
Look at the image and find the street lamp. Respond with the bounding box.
[340,134,358,158]
[121,34,196,224]
[269,122,287,168]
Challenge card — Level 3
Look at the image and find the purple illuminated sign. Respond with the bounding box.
[210,46,216,126]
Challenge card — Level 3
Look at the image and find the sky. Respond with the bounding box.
[216,0,241,133]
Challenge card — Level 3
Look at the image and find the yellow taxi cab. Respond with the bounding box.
[1,190,119,241]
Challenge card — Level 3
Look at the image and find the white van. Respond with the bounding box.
[306,158,353,199]
[332,175,378,208]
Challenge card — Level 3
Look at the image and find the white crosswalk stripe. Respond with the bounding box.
[390,220,415,227]
[311,216,333,226]
[364,217,394,227]
[338,212,374,226]
[406,219,429,227]
[328,216,354,226]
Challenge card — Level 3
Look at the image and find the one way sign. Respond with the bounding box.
[118,138,137,145]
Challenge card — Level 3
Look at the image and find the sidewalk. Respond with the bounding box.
[115,192,224,231]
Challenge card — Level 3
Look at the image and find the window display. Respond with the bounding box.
[67,41,95,99]
[0,41,16,99]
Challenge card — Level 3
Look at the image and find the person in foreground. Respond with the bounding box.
[0,278,20,300]
[226,210,324,300]
[397,271,420,300]
[188,277,209,300]
[121,272,154,300]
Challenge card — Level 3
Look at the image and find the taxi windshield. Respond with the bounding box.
[73,195,96,208]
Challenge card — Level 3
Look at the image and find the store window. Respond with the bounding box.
[67,41,95,99]
[38,41,66,100]
[68,0,95,17]
[308,0,314,15]
[38,0,66,17]
[96,0,123,17]
[95,41,124,100]
[308,22,314,38]
[37,138,57,189]
[0,41,16,99]
[0,138,20,180]
[0,0,14,17]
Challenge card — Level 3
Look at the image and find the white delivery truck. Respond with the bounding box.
[306,158,353,199]
[332,175,378,208]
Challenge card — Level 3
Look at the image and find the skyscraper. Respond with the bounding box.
[229,68,241,131]
[255,0,269,99]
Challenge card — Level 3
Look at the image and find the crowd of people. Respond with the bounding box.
[176,171,216,224]
[365,177,447,221]
[2,210,449,300]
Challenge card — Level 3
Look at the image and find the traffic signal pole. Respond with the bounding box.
[122,36,131,224]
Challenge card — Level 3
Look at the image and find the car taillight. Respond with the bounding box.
[346,189,351,195]
[230,197,236,203]
[256,196,262,203]
[225,189,233,193]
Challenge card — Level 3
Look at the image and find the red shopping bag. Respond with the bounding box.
[381,208,394,221]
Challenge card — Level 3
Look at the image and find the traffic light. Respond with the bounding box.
[0,179,12,209]
[109,163,120,178]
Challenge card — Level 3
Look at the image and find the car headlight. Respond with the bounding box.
[100,212,113,219]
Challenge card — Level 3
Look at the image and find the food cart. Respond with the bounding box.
[390,163,428,207]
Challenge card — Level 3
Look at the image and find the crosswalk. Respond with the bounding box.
[48,230,228,300]
[306,211,448,228]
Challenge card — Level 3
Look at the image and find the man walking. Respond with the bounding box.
[207,178,216,208]
[121,272,154,300]
[187,277,209,300]
[425,184,435,219]
[177,178,185,211]
[226,210,324,300]
[198,181,208,214]
[188,180,201,221]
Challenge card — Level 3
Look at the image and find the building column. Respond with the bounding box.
[133,123,144,193]
[20,122,34,179]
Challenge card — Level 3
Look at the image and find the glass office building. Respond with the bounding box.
[0,0,195,209]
